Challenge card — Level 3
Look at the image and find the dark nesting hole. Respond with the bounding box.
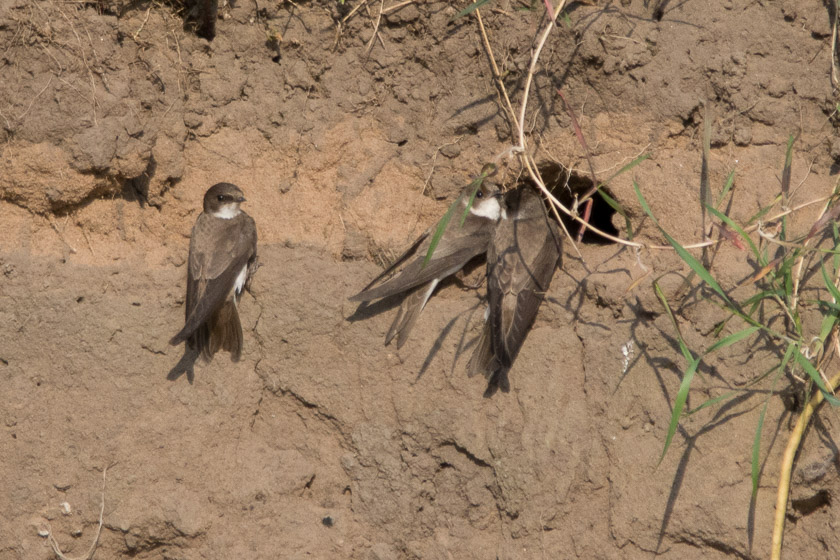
[536,162,620,245]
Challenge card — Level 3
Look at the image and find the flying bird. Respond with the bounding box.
[350,181,504,348]
[170,182,258,362]
[468,185,562,394]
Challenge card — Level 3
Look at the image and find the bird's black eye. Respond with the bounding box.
[476,190,483,199]
[217,195,225,201]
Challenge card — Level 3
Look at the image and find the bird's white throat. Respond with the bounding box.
[469,197,502,221]
[213,205,241,219]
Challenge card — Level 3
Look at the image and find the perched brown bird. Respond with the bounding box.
[350,181,504,348]
[468,185,561,394]
[170,183,258,362]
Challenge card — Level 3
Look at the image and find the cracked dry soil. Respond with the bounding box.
[2,1,840,558]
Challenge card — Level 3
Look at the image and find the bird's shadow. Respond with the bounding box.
[167,346,199,384]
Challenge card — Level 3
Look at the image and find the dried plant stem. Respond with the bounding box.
[382,0,416,16]
[771,370,840,560]
[48,215,77,254]
[831,1,839,88]
[473,4,520,135]
[342,0,371,23]
[364,0,384,56]
[516,4,564,152]
[647,194,833,251]
[790,192,834,313]
[47,466,108,560]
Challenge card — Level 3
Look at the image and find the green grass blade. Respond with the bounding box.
[654,280,694,364]
[821,261,840,303]
[779,341,796,372]
[705,326,760,355]
[458,164,495,226]
[687,390,740,415]
[602,154,649,186]
[635,182,732,305]
[794,350,840,406]
[459,184,480,227]
[423,195,461,268]
[746,194,782,226]
[428,164,496,266]
[660,356,702,464]
[653,278,705,463]
[706,205,761,261]
[741,289,784,308]
[715,169,736,208]
[815,299,840,313]
[450,0,493,21]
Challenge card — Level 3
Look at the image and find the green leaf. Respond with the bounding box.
[815,299,840,313]
[654,280,694,364]
[687,390,740,415]
[706,205,761,261]
[450,0,493,21]
[459,184,481,227]
[794,350,840,406]
[821,261,840,303]
[746,194,782,226]
[458,164,494,227]
[600,154,649,188]
[705,326,760,355]
[423,196,461,268]
[660,355,702,464]
[636,182,732,305]
[427,164,496,266]
[715,169,736,208]
[741,290,784,307]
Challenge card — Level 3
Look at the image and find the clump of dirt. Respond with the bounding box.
[2,0,840,558]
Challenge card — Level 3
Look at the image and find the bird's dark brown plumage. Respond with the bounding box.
[470,185,561,394]
[170,183,258,363]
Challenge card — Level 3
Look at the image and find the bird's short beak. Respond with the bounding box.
[238,196,246,203]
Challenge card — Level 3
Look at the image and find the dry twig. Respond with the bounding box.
[46,466,109,560]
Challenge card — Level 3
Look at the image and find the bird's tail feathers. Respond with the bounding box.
[209,300,244,362]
